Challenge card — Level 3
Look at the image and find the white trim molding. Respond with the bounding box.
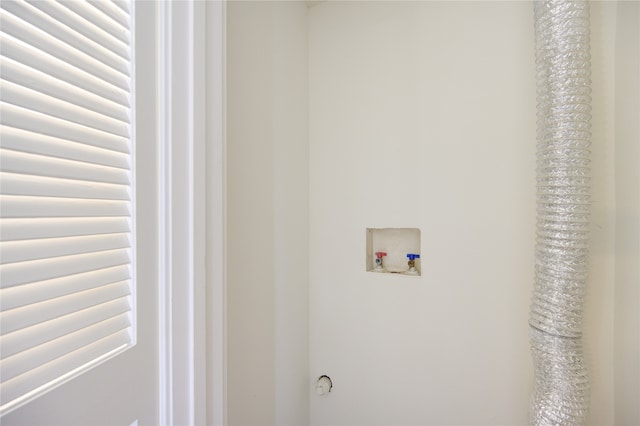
[206,2,228,425]
[158,1,226,424]
[158,0,200,422]
[157,1,173,423]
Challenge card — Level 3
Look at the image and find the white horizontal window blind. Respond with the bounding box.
[0,0,135,415]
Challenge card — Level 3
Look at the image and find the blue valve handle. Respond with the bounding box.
[406,253,420,260]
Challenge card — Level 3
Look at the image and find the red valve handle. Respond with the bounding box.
[375,252,387,258]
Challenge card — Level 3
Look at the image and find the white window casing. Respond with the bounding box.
[0,0,135,416]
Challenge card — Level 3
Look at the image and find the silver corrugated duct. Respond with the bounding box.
[530,0,592,424]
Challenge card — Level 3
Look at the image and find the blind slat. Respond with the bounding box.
[1,297,131,358]
[0,126,130,169]
[0,249,131,289]
[0,149,129,184]
[1,103,130,153]
[112,1,130,17]
[0,195,130,219]
[1,80,129,137]
[1,57,129,122]
[0,331,131,408]
[0,217,130,242]
[2,1,129,75]
[59,1,129,44]
[28,0,129,61]
[0,265,131,310]
[0,36,129,106]
[0,172,130,201]
[0,314,131,382]
[87,1,129,30]
[0,11,129,90]
[1,233,130,265]
[1,281,130,335]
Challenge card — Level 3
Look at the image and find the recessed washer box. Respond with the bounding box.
[366,228,421,276]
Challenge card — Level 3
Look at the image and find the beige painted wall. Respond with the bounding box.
[613,2,640,424]
[584,2,617,423]
[226,1,637,425]
[309,2,536,424]
[308,1,620,425]
[226,2,309,425]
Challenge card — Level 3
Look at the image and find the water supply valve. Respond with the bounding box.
[406,253,420,275]
[374,252,387,271]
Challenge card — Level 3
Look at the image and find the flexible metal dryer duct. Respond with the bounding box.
[530,0,592,424]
